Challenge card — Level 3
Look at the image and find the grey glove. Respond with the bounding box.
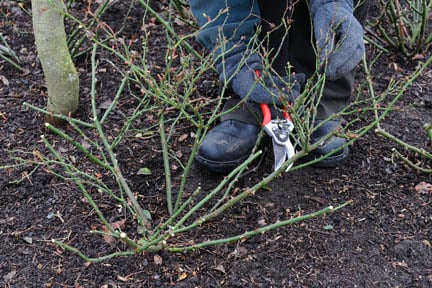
[310,0,365,80]
[216,52,305,106]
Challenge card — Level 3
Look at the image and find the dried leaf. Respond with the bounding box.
[391,261,409,269]
[81,140,91,150]
[58,146,68,153]
[154,254,163,265]
[137,167,152,176]
[102,219,126,244]
[33,150,44,161]
[99,100,113,110]
[174,70,187,82]
[214,264,226,274]
[173,17,185,27]
[103,234,116,245]
[231,246,248,257]
[257,218,267,226]
[178,272,187,281]
[178,133,188,142]
[0,75,9,86]
[110,219,126,230]
[3,270,16,282]
[412,53,425,60]
[415,182,432,195]
[22,236,33,244]
[117,275,131,282]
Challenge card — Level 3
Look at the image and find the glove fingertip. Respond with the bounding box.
[295,73,306,84]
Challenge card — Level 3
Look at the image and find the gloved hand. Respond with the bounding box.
[310,0,365,80]
[216,52,305,106]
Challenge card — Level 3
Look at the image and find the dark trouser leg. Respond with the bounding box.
[258,0,369,167]
[258,0,369,118]
[196,0,369,172]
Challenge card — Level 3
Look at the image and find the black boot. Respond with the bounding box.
[310,120,349,167]
[195,119,260,173]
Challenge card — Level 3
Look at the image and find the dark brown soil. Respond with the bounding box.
[1,1,431,287]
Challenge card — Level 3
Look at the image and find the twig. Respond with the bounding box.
[90,44,150,230]
[159,112,173,215]
[168,202,352,252]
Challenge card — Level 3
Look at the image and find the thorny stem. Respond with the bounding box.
[41,135,114,232]
[67,0,113,57]
[172,151,263,232]
[44,123,109,168]
[391,149,432,173]
[173,120,204,213]
[26,1,432,262]
[168,202,352,252]
[170,53,432,236]
[119,232,142,250]
[367,46,432,173]
[374,0,432,58]
[23,102,94,128]
[144,151,265,248]
[145,187,203,249]
[376,127,431,173]
[137,0,204,63]
[90,44,150,230]
[376,127,431,160]
[159,112,173,216]
[53,240,137,262]
[0,52,24,71]
[0,34,23,70]
[100,75,129,124]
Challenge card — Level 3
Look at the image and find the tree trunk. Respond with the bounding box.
[32,0,79,124]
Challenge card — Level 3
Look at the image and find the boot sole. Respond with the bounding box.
[311,146,349,168]
[194,154,249,174]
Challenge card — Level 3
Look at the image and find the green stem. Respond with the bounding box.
[173,121,204,213]
[160,113,173,216]
[23,102,94,128]
[44,123,109,168]
[100,74,129,124]
[168,202,352,252]
[90,44,150,230]
[368,53,432,127]
[0,52,24,71]
[172,151,263,231]
[391,149,432,173]
[119,232,142,250]
[41,135,114,232]
[425,123,432,140]
[158,186,202,237]
[376,127,431,160]
[53,240,136,262]
[137,0,204,63]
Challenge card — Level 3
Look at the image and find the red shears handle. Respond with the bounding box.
[260,103,271,128]
[255,70,292,126]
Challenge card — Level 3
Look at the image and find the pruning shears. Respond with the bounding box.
[260,103,296,171]
[254,70,296,171]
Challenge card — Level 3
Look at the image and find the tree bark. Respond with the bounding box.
[32,0,79,124]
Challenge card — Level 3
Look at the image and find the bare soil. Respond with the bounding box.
[1,1,431,287]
